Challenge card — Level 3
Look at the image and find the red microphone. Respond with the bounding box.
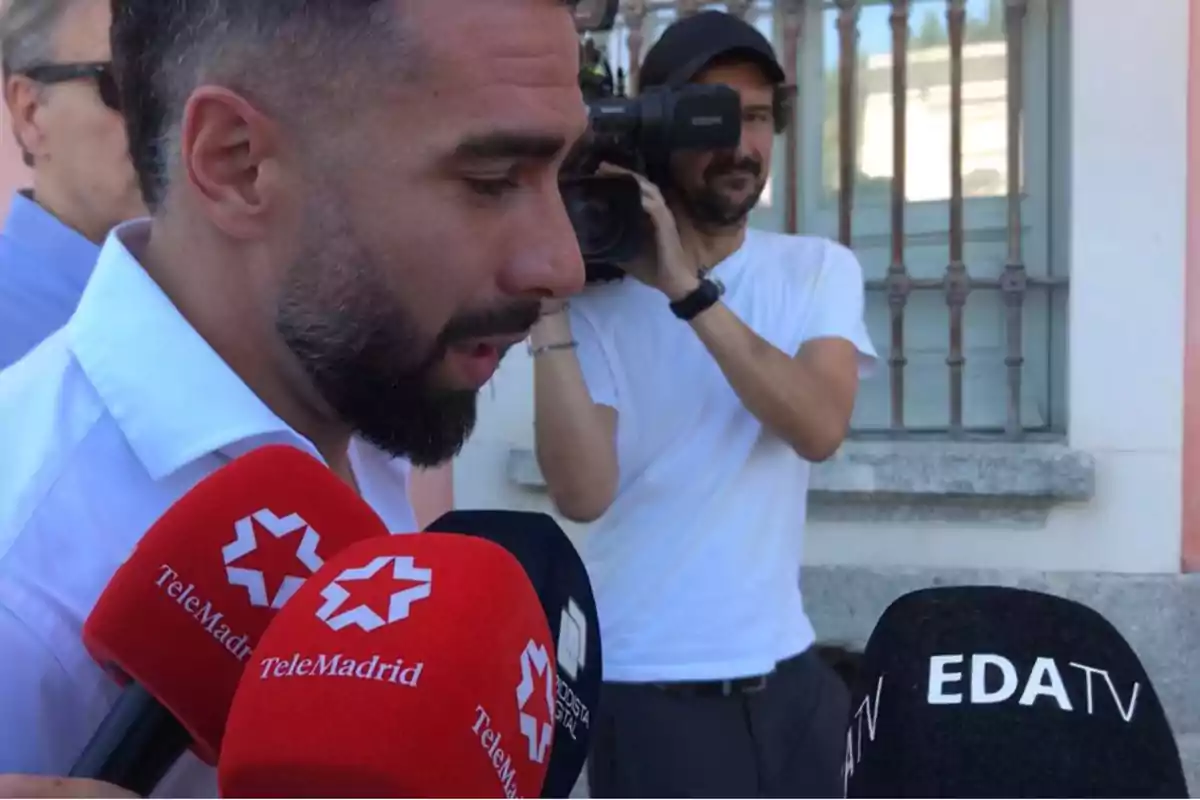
[71,445,391,795]
[218,532,557,798]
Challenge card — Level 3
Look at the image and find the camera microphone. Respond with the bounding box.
[587,83,741,159]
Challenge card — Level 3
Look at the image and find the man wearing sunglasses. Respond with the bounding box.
[0,0,146,369]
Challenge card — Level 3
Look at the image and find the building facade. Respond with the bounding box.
[0,0,1193,791]
[451,0,1200,789]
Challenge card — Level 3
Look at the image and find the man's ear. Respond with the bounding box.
[6,74,44,166]
[179,85,285,240]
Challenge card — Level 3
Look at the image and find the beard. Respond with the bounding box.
[275,192,539,468]
[673,154,767,230]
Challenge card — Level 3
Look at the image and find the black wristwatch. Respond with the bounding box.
[669,277,724,321]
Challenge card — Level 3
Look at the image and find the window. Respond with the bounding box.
[589,0,1070,439]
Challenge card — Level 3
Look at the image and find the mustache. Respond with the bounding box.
[438,300,543,346]
[705,158,762,180]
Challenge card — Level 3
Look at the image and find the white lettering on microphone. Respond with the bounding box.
[155,564,253,662]
[1067,661,1140,722]
[925,653,1140,720]
[256,653,424,687]
[555,675,590,741]
[473,705,520,798]
[842,673,883,796]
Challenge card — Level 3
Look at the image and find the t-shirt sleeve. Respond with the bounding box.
[800,242,880,377]
[567,304,619,409]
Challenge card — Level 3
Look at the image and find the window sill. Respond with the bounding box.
[506,440,1095,525]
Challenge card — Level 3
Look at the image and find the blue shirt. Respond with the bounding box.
[0,191,100,369]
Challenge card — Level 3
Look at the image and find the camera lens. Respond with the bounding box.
[565,189,627,260]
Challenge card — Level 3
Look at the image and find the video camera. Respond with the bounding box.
[566,1,744,282]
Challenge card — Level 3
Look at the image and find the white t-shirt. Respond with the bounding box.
[569,229,877,683]
[0,221,417,794]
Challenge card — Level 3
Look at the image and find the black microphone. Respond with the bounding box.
[425,509,603,798]
[67,684,190,792]
[843,585,1189,798]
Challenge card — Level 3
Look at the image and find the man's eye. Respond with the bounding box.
[465,177,519,197]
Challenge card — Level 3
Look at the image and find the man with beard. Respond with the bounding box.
[0,0,584,793]
[532,11,877,798]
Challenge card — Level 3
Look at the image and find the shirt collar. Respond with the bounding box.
[2,190,101,290]
[67,219,314,480]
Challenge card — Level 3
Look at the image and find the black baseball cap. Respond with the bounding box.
[638,10,786,92]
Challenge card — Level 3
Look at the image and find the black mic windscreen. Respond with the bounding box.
[425,509,602,798]
[843,586,1188,798]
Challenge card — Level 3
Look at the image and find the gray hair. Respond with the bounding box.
[0,0,81,165]
[0,0,78,76]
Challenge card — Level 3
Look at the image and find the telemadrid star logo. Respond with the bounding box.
[516,639,554,764]
[223,510,324,609]
[315,556,433,632]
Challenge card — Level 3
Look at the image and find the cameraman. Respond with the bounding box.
[532,11,877,798]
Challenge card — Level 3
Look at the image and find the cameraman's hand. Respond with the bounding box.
[597,163,701,301]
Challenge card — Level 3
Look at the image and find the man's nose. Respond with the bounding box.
[497,185,586,299]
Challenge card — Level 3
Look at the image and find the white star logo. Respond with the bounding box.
[315,556,433,632]
[516,639,554,764]
[222,509,324,609]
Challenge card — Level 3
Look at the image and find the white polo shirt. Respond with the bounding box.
[0,220,417,795]
[569,230,877,684]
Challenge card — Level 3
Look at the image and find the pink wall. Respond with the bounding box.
[1183,0,1200,572]
[0,107,455,526]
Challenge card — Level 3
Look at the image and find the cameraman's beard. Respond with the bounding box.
[677,157,766,230]
[274,195,479,469]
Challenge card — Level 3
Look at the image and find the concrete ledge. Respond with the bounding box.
[1182,735,1200,799]
[807,440,1095,501]
[807,440,1096,523]
[508,440,1095,523]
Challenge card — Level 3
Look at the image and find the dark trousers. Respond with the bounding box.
[586,648,849,798]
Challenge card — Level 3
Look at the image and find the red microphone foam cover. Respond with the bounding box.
[218,532,557,799]
[82,445,391,764]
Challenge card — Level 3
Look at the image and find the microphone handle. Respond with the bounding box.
[69,681,193,796]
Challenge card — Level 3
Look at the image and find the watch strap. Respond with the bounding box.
[669,277,723,321]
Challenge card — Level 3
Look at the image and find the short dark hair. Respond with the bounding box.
[110,0,410,211]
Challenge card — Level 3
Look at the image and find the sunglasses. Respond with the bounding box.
[19,61,120,112]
